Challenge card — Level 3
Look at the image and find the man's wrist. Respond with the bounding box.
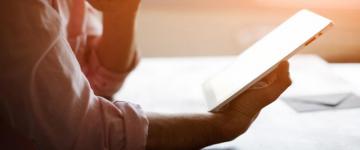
[212,110,258,141]
[204,112,238,142]
[102,11,137,25]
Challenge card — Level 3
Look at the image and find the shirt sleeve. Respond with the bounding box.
[84,48,140,99]
[0,1,148,150]
[70,2,140,99]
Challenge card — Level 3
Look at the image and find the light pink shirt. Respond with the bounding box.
[0,0,148,149]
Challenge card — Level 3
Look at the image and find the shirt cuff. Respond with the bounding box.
[85,49,139,98]
[114,101,149,150]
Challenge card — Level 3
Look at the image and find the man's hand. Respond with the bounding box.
[218,61,292,140]
[146,61,291,150]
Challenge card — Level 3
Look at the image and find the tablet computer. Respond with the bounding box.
[203,9,333,112]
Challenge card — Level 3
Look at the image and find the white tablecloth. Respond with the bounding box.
[115,55,360,150]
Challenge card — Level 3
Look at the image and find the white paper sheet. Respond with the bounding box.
[282,55,355,105]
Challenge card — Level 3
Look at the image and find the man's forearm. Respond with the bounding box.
[145,112,252,150]
[96,10,138,73]
[146,112,225,150]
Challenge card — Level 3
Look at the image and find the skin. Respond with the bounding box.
[146,62,291,150]
[88,0,292,149]
[90,0,140,73]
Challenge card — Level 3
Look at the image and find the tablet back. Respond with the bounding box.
[203,9,333,112]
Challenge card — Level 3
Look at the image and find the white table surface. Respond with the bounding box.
[115,55,360,150]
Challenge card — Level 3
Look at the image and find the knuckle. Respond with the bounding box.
[284,75,292,87]
[261,89,276,101]
[287,78,292,86]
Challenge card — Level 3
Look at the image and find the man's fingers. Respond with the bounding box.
[223,61,291,116]
[277,61,290,76]
[277,61,291,88]
[261,61,291,101]
[250,61,289,90]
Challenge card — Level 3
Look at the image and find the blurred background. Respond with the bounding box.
[135,0,360,62]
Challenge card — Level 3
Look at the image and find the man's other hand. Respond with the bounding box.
[88,0,140,13]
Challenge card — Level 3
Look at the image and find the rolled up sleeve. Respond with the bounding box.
[114,101,148,150]
[84,49,139,99]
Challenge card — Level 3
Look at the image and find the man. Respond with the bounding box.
[0,0,291,149]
